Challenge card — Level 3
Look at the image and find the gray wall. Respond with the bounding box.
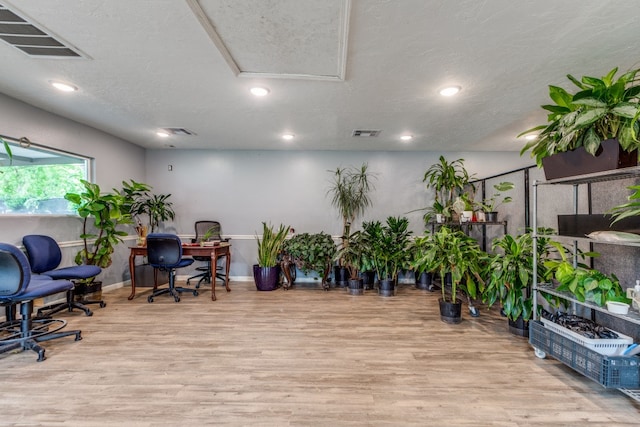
[144,149,534,278]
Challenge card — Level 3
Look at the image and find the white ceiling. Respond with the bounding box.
[1,0,640,152]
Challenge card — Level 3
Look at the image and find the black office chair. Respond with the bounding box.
[22,234,104,317]
[146,233,197,303]
[186,221,229,288]
[0,243,82,361]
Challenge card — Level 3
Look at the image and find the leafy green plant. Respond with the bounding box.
[415,156,475,223]
[1,136,12,166]
[608,184,640,224]
[420,226,486,303]
[482,231,554,322]
[520,66,640,167]
[256,222,290,268]
[283,232,336,277]
[544,241,625,306]
[480,181,514,212]
[368,216,413,281]
[65,179,146,268]
[120,180,175,233]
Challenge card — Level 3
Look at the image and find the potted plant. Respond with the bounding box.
[479,181,514,222]
[519,66,640,179]
[425,226,486,323]
[327,163,376,286]
[368,216,413,297]
[410,233,436,291]
[253,222,290,291]
[482,231,554,336]
[544,241,627,307]
[121,180,175,233]
[282,232,336,290]
[420,156,474,223]
[65,179,148,300]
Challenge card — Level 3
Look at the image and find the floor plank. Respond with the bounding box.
[1,281,638,426]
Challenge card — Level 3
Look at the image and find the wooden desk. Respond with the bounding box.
[128,242,231,301]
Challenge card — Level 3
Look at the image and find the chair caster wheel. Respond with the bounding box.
[147,296,154,303]
[100,302,106,308]
[193,290,199,297]
[174,296,180,302]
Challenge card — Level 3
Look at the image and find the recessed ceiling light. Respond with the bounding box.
[400,135,413,141]
[156,131,170,138]
[439,86,461,97]
[282,133,295,140]
[250,87,270,97]
[49,80,78,92]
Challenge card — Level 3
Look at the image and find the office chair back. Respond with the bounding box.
[195,221,222,242]
[22,234,62,273]
[147,233,185,268]
[0,243,30,297]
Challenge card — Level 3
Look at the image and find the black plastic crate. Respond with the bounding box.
[529,320,640,389]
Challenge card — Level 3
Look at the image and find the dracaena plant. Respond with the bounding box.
[520,66,640,167]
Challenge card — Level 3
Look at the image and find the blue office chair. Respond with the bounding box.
[186,220,229,288]
[0,243,82,361]
[22,235,103,317]
[146,233,197,303]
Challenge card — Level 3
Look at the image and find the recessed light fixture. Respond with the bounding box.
[156,131,170,138]
[49,80,78,92]
[400,135,413,141]
[282,133,295,140]
[250,87,270,97]
[439,86,461,97]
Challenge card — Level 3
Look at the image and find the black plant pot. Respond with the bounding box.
[253,264,281,291]
[74,280,103,302]
[484,211,498,223]
[333,266,349,288]
[415,271,433,291]
[378,278,396,297]
[508,316,529,338]
[347,278,364,295]
[361,270,375,290]
[439,298,462,324]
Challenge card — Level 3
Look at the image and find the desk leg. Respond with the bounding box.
[128,251,136,300]
[211,252,218,301]
[224,250,231,293]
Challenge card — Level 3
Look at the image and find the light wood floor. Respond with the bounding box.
[1,281,638,426]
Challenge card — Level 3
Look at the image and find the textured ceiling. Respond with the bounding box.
[0,0,639,152]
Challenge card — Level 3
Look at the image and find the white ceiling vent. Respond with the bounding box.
[352,129,381,137]
[162,128,197,136]
[0,3,85,58]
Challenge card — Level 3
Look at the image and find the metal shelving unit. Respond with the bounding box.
[531,166,640,401]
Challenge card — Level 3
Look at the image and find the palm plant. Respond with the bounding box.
[369,216,413,282]
[327,163,376,250]
[120,180,175,233]
[520,66,640,167]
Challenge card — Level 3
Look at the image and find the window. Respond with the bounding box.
[0,136,90,215]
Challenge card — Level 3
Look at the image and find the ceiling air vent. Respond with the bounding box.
[0,4,84,58]
[352,129,381,137]
[162,128,197,136]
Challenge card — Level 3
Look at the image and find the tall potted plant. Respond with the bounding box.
[368,216,413,297]
[253,222,290,291]
[422,226,486,323]
[519,66,640,179]
[482,231,554,336]
[327,163,376,286]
